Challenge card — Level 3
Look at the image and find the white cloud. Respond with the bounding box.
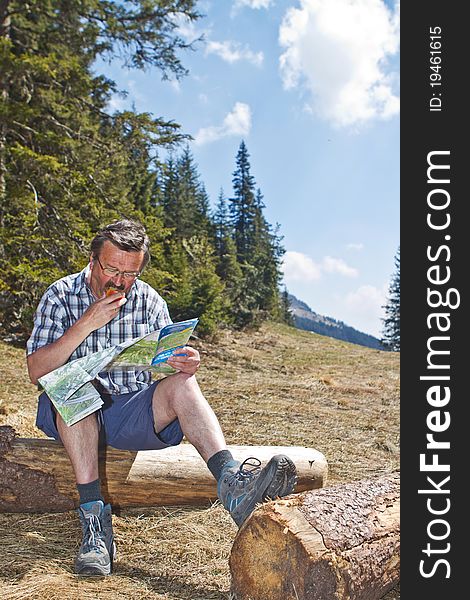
[205,40,264,66]
[279,0,400,128]
[107,94,128,113]
[283,251,322,282]
[194,102,252,145]
[175,13,264,68]
[346,284,386,311]
[169,79,181,93]
[173,13,208,43]
[322,256,358,277]
[344,284,387,336]
[283,251,357,282]
[346,243,364,251]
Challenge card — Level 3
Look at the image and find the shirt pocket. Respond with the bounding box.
[118,315,150,342]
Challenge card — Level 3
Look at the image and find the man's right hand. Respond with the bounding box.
[27,293,127,385]
[80,292,127,331]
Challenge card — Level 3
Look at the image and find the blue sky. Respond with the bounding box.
[97,0,400,338]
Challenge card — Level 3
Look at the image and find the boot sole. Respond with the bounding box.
[265,454,298,499]
[232,455,297,527]
[76,567,111,577]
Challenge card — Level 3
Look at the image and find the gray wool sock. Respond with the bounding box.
[76,478,104,506]
[207,450,237,482]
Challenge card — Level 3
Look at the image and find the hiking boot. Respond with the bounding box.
[74,500,116,576]
[218,455,297,527]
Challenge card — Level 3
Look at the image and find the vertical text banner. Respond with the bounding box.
[401,2,465,598]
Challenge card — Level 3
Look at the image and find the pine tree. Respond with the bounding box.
[213,188,243,316]
[229,140,257,264]
[160,147,212,240]
[228,143,285,326]
[280,286,294,326]
[381,247,400,351]
[0,0,200,337]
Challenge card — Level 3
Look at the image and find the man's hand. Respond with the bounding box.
[80,292,127,331]
[26,292,127,385]
[167,346,200,375]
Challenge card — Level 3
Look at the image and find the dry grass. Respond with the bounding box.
[0,321,400,599]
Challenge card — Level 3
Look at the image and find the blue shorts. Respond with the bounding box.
[36,380,184,451]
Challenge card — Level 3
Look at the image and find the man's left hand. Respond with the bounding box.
[166,346,200,375]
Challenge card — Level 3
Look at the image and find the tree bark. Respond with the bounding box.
[0,426,328,513]
[230,473,399,600]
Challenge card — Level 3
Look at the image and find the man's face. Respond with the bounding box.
[88,240,145,298]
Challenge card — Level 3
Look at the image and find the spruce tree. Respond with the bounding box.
[159,151,228,334]
[0,0,200,337]
[251,188,285,319]
[160,147,212,240]
[280,286,294,326]
[213,188,230,256]
[229,140,257,264]
[213,188,243,316]
[228,142,285,326]
[381,247,400,351]
[177,147,212,239]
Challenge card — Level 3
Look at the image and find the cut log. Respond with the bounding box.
[230,472,399,600]
[0,426,327,513]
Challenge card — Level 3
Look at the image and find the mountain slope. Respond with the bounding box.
[288,293,384,350]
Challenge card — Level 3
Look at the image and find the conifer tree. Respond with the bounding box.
[0,0,199,337]
[178,148,213,239]
[160,147,212,240]
[381,247,400,351]
[213,188,243,316]
[280,286,294,326]
[159,151,227,334]
[162,236,226,336]
[228,142,284,326]
[213,188,230,255]
[251,188,285,318]
[229,140,257,264]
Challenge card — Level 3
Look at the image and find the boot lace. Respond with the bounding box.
[226,457,261,488]
[82,514,104,553]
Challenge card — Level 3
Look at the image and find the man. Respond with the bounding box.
[26,219,297,576]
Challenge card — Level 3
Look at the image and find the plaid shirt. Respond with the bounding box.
[26,266,172,394]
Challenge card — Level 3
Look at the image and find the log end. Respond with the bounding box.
[230,499,337,600]
[230,476,400,600]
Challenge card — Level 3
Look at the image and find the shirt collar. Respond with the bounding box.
[77,265,95,302]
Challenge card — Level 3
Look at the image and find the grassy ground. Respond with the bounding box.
[0,321,400,599]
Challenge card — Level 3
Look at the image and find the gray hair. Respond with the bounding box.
[90,219,151,270]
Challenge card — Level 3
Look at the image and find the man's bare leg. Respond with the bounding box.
[152,372,227,462]
[56,412,99,484]
[57,412,115,576]
[152,372,297,528]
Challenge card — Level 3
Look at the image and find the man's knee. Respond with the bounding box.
[165,372,199,394]
[154,372,200,406]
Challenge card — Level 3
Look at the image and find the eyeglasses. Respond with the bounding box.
[94,256,141,280]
